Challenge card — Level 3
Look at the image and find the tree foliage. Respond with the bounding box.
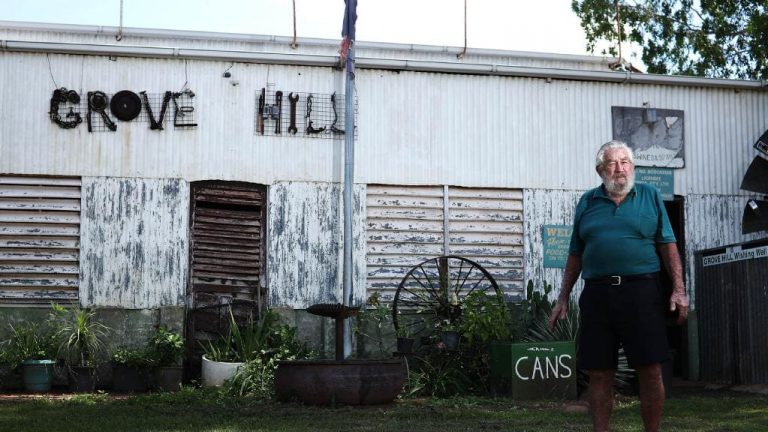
[572,0,768,79]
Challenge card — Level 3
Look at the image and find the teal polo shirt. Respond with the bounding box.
[568,183,676,279]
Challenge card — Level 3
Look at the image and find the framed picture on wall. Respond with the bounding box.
[611,106,685,168]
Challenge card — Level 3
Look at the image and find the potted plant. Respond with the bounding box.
[149,325,185,392]
[395,325,415,353]
[110,347,152,393]
[6,321,57,392]
[200,310,277,387]
[49,304,111,392]
[438,320,461,351]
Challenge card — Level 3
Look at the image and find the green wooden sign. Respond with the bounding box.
[542,225,572,268]
[636,167,674,201]
[490,341,577,400]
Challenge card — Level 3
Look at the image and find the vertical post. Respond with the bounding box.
[342,45,355,358]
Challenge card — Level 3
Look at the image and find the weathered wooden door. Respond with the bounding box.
[186,181,267,357]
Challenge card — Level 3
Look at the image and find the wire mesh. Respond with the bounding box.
[48,89,197,132]
[253,89,358,139]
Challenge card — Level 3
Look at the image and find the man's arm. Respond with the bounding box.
[548,254,582,329]
[657,242,689,325]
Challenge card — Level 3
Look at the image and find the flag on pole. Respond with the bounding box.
[340,0,357,70]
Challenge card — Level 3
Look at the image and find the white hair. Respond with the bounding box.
[595,140,634,171]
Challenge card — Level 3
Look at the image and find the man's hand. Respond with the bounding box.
[669,288,689,325]
[548,300,568,329]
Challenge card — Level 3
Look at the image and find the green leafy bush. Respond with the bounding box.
[111,347,152,367]
[6,321,56,363]
[149,325,185,367]
[459,291,511,345]
[353,292,394,357]
[222,310,314,399]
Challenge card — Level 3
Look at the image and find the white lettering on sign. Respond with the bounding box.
[515,354,573,381]
[702,245,768,267]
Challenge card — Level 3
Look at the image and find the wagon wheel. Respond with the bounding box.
[391,255,503,336]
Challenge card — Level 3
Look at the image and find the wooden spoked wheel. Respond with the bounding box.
[391,255,503,337]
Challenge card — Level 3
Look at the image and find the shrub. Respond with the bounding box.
[221,310,314,399]
[149,326,185,367]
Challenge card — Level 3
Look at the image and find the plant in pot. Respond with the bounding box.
[49,303,111,392]
[149,325,185,392]
[200,310,276,387]
[110,347,152,393]
[395,323,416,353]
[6,321,57,392]
[437,320,461,351]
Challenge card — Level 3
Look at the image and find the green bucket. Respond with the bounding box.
[21,360,55,392]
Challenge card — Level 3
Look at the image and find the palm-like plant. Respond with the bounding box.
[524,299,634,392]
[50,304,111,367]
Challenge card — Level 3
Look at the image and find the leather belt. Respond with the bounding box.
[585,273,658,286]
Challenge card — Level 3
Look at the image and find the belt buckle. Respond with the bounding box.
[610,275,621,286]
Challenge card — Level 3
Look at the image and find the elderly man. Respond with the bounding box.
[549,140,689,432]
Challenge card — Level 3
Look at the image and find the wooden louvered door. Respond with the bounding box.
[186,182,266,362]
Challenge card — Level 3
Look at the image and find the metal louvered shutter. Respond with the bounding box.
[365,185,523,301]
[0,176,80,304]
[189,182,266,308]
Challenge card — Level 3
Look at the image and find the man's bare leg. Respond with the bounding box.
[588,369,615,432]
[636,363,664,432]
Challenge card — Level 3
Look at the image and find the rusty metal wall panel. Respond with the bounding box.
[523,189,585,302]
[267,182,366,308]
[366,185,445,302]
[0,175,81,304]
[684,195,765,307]
[448,187,524,298]
[696,239,768,384]
[80,177,189,308]
[366,185,523,301]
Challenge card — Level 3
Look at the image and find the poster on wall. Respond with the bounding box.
[635,167,674,201]
[542,225,572,268]
[612,106,685,168]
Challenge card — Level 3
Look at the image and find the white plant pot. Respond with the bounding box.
[201,355,243,387]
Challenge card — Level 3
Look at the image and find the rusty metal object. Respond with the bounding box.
[275,359,405,405]
[287,92,299,134]
[306,303,359,361]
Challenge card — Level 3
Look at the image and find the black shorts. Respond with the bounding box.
[577,275,670,370]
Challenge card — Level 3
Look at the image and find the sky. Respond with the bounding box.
[0,0,611,57]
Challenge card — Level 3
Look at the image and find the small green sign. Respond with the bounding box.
[490,341,577,400]
[636,167,674,201]
[542,225,572,268]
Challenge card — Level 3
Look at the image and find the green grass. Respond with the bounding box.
[1,387,766,432]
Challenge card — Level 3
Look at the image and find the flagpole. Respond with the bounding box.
[342,0,356,359]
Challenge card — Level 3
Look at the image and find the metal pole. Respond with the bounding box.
[342,44,355,358]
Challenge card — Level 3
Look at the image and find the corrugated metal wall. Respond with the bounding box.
[684,194,766,307]
[523,189,585,301]
[695,239,768,384]
[80,177,189,308]
[366,185,523,301]
[0,175,80,304]
[0,49,764,196]
[267,182,366,308]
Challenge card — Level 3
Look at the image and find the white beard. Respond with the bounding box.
[602,172,635,195]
